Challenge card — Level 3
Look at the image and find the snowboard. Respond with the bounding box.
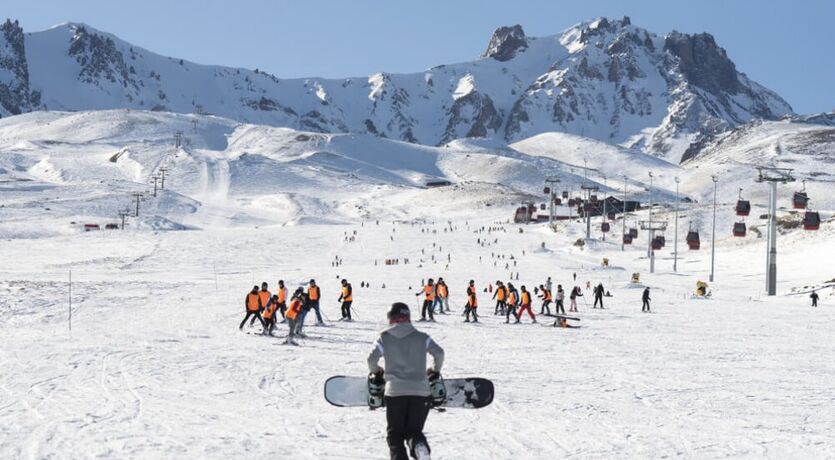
[542,314,581,321]
[324,375,494,409]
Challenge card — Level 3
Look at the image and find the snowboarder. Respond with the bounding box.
[505,283,519,323]
[810,290,819,307]
[515,286,536,323]
[415,279,436,322]
[642,287,651,312]
[569,286,582,313]
[555,285,565,315]
[367,303,444,460]
[538,284,552,315]
[464,280,479,323]
[593,283,605,309]
[492,280,507,315]
[307,279,324,325]
[339,279,353,321]
[239,285,266,330]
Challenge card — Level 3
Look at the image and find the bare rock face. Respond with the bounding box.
[481,25,528,62]
[664,32,739,94]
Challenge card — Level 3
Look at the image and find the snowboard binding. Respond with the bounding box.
[428,371,446,408]
[367,372,385,410]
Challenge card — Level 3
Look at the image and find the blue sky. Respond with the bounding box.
[5,0,833,114]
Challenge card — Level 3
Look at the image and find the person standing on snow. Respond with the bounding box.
[810,291,819,307]
[415,279,436,322]
[504,282,519,323]
[492,280,507,315]
[464,280,479,323]
[515,286,536,324]
[545,277,553,294]
[285,288,305,343]
[250,282,271,326]
[569,286,582,313]
[239,285,266,330]
[555,285,566,315]
[593,283,605,309]
[307,279,324,325]
[276,280,288,321]
[433,278,448,315]
[339,279,354,321]
[537,284,552,315]
[642,287,652,312]
[263,294,279,335]
[367,303,444,460]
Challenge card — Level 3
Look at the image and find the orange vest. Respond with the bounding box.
[497,287,506,301]
[286,299,302,320]
[521,291,531,305]
[436,284,447,297]
[544,289,552,301]
[246,292,260,311]
[258,290,271,309]
[263,302,277,320]
[508,291,517,305]
[467,286,478,307]
[342,285,353,302]
[424,285,435,301]
[308,286,320,301]
[277,287,287,303]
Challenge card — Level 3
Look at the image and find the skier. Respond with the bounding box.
[569,286,582,313]
[276,280,288,320]
[415,279,436,322]
[537,284,552,315]
[251,282,271,326]
[642,287,651,312]
[263,294,279,335]
[515,286,536,324]
[464,280,479,323]
[339,279,353,321]
[505,283,519,323]
[593,283,605,309]
[367,303,444,460]
[555,285,565,315]
[433,278,448,315]
[810,290,819,307]
[239,285,266,330]
[285,288,305,343]
[307,279,324,325]
[492,281,507,315]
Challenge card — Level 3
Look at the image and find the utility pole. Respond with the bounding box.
[580,184,599,239]
[545,177,560,228]
[159,167,168,189]
[647,172,654,257]
[756,167,795,296]
[118,209,130,230]
[709,175,718,282]
[622,175,628,251]
[602,174,607,242]
[174,131,183,149]
[132,192,144,217]
[151,174,161,197]
[673,176,680,272]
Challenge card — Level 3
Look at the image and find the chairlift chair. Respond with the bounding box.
[733,222,747,237]
[735,188,751,217]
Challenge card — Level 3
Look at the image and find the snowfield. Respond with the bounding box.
[0,109,834,459]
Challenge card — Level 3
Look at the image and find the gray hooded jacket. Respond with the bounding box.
[367,322,444,397]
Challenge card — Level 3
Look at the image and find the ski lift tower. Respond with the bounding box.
[756,166,795,296]
[581,183,600,239]
[639,219,667,273]
[544,177,561,228]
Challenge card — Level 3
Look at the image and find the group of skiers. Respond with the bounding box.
[240,278,354,344]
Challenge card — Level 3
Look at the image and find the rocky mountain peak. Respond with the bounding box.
[481,24,527,62]
[664,31,739,94]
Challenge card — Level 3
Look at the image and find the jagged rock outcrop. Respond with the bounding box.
[0,19,34,116]
[481,25,528,62]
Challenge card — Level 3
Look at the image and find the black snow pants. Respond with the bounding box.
[421,300,434,320]
[385,395,432,460]
[341,301,353,319]
[239,310,265,329]
[555,299,565,314]
[594,295,603,308]
[540,300,552,315]
[495,300,505,315]
[642,300,650,312]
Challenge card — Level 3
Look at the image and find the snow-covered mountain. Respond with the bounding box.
[0,17,792,162]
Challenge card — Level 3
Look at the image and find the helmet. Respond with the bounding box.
[387,302,411,322]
